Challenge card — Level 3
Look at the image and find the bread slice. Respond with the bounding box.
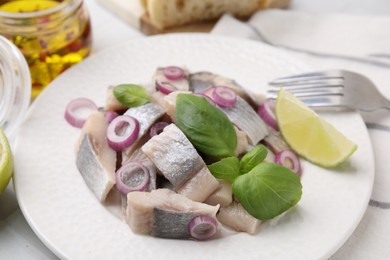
[143,0,290,30]
[97,0,291,35]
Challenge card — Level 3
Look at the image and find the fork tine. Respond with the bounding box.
[299,96,343,108]
[267,90,343,100]
[268,86,343,96]
[268,79,344,91]
[269,70,344,85]
[267,93,343,108]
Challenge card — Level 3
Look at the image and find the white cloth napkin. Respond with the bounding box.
[212,10,390,260]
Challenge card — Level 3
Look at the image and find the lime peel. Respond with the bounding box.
[0,128,14,194]
[275,89,357,168]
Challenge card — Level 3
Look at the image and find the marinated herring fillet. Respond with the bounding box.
[217,201,261,235]
[219,96,268,145]
[205,180,233,208]
[142,123,204,188]
[127,149,158,192]
[263,126,290,154]
[189,71,255,105]
[126,189,219,239]
[105,85,128,112]
[142,124,218,200]
[122,102,166,161]
[177,166,218,202]
[154,67,190,92]
[155,90,191,122]
[76,112,117,202]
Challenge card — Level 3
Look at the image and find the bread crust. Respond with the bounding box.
[143,0,290,30]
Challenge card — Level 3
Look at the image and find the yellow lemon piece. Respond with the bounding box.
[0,128,13,194]
[275,89,357,168]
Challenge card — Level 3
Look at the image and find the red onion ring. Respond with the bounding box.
[212,86,237,107]
[106,115,139,151]
[64,97,98,128]
[201,86,216,99]
[188,215,218,241]
[104,110,119,123]
[116,161,150,194]
[274,149,302,177]
[258,99,278,130]
[156,81,178,95]
[149,121,169,137]
[163,66,184,80]
[193,93,216,106]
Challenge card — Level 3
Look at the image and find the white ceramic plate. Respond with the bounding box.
[13,34,374,260]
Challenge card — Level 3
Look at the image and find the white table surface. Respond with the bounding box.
[0,0,389,259]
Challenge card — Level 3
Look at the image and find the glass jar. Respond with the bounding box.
[0,35,31,139]
[0,0,92,98]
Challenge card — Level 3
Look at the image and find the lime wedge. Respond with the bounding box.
[0,128,13,194]
[275,89,357,168]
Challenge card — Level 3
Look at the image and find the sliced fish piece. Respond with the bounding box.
[176,166,218,202]
[126,149,157,192]
[157,90,191,123]
[76,112,117,202]
[205,180,233,208]
[142,124,205,189]
[219,96,268,145]
[234,126,249,156]
[152,208,195,239]
[154,67,190,92]
[126,189,219,239]
[264,145,276,163]
[122,102,166,161]
[217,201,261,235]
[189,72,254,105]
[263,126,289,154]
[105,85,128,112]
[150,90,166,109]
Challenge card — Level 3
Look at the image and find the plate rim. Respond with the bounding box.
[13,33,375,259]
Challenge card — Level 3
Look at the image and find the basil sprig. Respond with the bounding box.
[208,145,302,220]
[208,157,241,183]
[176,94,236,158]
[113,84,150,107]
[208,145,268,183]
[240,145,268,174]
[233,163,302,220]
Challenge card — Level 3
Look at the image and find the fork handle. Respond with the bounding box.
[373,96,390,111]
[378,97,390,111]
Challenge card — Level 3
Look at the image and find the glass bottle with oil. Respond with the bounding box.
[0,0,92,98]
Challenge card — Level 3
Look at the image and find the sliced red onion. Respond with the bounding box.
[116,161,150,194]
[274,149,302,177]
[212,86,237,107]
[163,66,184,80]
[106,115,139,151]
[201,86,216,99]
[193,93,216,106]
[188,215,218,241]
[149,121,169,137]
[156,81,178,95]
[64,97,98,128]
[104,110,119,123]
[258,99,278,130]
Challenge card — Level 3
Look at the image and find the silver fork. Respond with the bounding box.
[267,70,390,112]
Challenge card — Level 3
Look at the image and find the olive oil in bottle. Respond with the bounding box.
[0,0,92,98]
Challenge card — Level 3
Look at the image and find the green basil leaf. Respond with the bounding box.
[208,157,241,183]
[176,94,236,158]
[113,84,150,107]
[232,162,302,220]
[240,145,268,174]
